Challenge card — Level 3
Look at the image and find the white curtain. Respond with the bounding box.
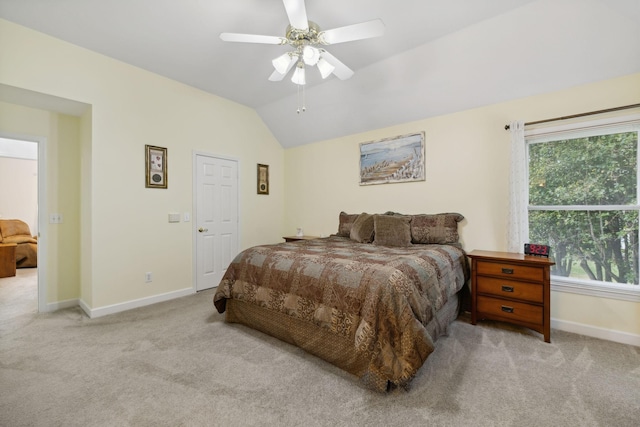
[506,121,527,253]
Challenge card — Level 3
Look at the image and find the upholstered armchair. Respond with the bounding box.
[0,219,37,268]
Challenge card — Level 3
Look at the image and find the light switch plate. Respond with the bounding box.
[49,213,63,224]
[168,213,180,223]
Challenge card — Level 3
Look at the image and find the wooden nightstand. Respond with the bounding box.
[0,243,17,278]
[469,250,555,343]
[283,235,320,242]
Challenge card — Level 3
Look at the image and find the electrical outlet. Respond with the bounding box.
[145,272,152,283]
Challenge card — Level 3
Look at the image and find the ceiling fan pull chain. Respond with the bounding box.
[302,84,306,113]
[296,83,306,114]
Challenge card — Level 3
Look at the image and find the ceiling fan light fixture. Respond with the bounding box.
[317,57,335,79]
[272,53,293,74]
[291,63,306,85]
[219,0,385,111]
[302,45,320,66]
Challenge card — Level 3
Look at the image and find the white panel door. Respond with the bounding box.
[195,154,238,291]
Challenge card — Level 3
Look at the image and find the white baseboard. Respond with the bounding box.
[45,298,79,312]
[79,287,195,318]
[551,318,640,347]
[78,298,91,316]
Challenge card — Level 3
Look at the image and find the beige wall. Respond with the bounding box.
[284,73,640,338]
[50,113,82,303]
[0,156,38,232]
[0,19,285,311]
[79,108,93,308]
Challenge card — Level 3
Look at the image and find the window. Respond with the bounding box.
[525,116,640,298]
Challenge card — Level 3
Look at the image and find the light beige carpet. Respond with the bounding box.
[1,278,639,426]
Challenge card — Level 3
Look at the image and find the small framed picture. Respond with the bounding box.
[257,163,269,195]
[145,145,167,189]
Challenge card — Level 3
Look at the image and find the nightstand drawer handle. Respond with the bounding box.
[501,268,514,274]
[501,305,514,314]
[501,285,514,292]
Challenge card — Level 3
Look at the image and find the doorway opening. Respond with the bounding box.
[0,135,44,318]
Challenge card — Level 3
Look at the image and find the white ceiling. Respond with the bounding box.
[1,0,639,148]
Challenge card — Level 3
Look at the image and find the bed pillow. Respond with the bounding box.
[410,213,464,244]
[336,212,359,237]
[350,213,375,243]
[373,214,412,247]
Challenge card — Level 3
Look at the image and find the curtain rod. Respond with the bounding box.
[504,103,640,130]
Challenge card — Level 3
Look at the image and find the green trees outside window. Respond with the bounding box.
[528,129,639,285]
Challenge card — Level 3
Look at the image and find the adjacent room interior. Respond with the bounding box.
[0,138,38,320]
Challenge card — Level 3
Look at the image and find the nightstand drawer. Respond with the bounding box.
[476,276,543,303]
[477,295,542,325]
[476,260,543,282]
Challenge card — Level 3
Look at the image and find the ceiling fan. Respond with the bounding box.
[220,0,385,93]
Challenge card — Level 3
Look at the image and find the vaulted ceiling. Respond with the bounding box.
[1,0,639,147]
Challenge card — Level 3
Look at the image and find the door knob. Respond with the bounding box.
[198,227,208,232]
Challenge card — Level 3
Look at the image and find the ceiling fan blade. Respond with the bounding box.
[282,0,309,30]
[319,50,354,80]
[320,19,385,45]
[269,70,287,82]
[220,33,286,45]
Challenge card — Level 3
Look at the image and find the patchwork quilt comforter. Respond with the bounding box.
[214,236,468,391]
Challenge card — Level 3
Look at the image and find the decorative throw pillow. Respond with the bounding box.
[373,214,412,247]
[350,213,375,243]
[410,213,464,244]
[336,212,359,237]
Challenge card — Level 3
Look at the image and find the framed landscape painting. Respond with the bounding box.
[359,132,425,185]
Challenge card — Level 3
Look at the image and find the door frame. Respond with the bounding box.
[0,131,47,312]
[191,151,240,291]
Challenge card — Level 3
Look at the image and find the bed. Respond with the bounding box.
[213,212,469,391]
